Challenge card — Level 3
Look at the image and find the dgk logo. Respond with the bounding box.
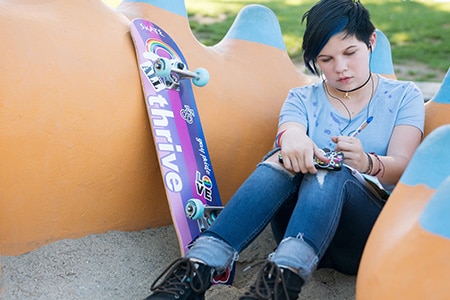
[195,171,213,202]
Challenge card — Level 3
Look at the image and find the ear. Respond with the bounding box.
[369,31,377,51]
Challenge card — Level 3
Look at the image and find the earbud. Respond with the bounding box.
[368,43,372,49]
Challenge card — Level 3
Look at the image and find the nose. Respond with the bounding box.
[335,57,348,74]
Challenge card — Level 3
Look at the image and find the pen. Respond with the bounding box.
[350,116,373,137]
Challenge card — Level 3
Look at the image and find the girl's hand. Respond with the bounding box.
[331,136,368,172]
[279,125,328,174]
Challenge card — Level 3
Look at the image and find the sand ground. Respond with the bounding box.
[0,226,355,300]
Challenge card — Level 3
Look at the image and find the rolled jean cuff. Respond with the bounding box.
[186,235,238,274]
[270,236,319,281]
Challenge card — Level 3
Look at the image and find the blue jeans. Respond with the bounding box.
[186,151,385,280]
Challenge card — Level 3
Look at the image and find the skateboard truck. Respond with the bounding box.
[154,57,210,88]
[185,199,223,232]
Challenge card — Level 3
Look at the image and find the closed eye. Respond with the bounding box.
[319,57,332,63]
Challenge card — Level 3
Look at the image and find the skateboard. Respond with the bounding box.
[130,18,233,284]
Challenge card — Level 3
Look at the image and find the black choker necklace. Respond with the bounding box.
[335,73,372,99]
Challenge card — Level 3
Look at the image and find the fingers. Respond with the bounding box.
[333,136,366,169]
[333,136,362,152]
[299,151,317,174]
[280,149,317,174]
[313,144,328,162]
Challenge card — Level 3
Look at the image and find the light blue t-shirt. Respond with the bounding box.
[279,75,425,156]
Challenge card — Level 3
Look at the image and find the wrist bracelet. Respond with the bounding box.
[274,130,287,148]
[363,152,373,175]
[370,152,385,177]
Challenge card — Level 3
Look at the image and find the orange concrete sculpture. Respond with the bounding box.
[424,68,450,136]
[356,69,450,299]
[0,0,309,255]
[0,0,396,256]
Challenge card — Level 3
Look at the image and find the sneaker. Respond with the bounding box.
[240,261,304,300]
[145,258,213,300]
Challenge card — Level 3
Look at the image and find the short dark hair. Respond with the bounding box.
[302,0,375,75]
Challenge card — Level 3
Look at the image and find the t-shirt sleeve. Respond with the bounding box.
[278,87,310,129]
[396,82,425,133]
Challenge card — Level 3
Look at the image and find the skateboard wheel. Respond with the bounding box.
[192,68,209,87]
[185,199,204,220]
[154,57,171,77]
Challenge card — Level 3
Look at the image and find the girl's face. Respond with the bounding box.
[317,32,376,91]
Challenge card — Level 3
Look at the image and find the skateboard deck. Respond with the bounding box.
[130,18,233,284]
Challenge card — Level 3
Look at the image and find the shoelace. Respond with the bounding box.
[242,261,290,300]
[150,258,206,296]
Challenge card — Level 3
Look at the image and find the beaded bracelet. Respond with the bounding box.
[370,152,385,177]
[363,152,373,175]
[274,129,287,148]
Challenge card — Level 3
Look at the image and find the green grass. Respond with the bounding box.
[104,0,450,81]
